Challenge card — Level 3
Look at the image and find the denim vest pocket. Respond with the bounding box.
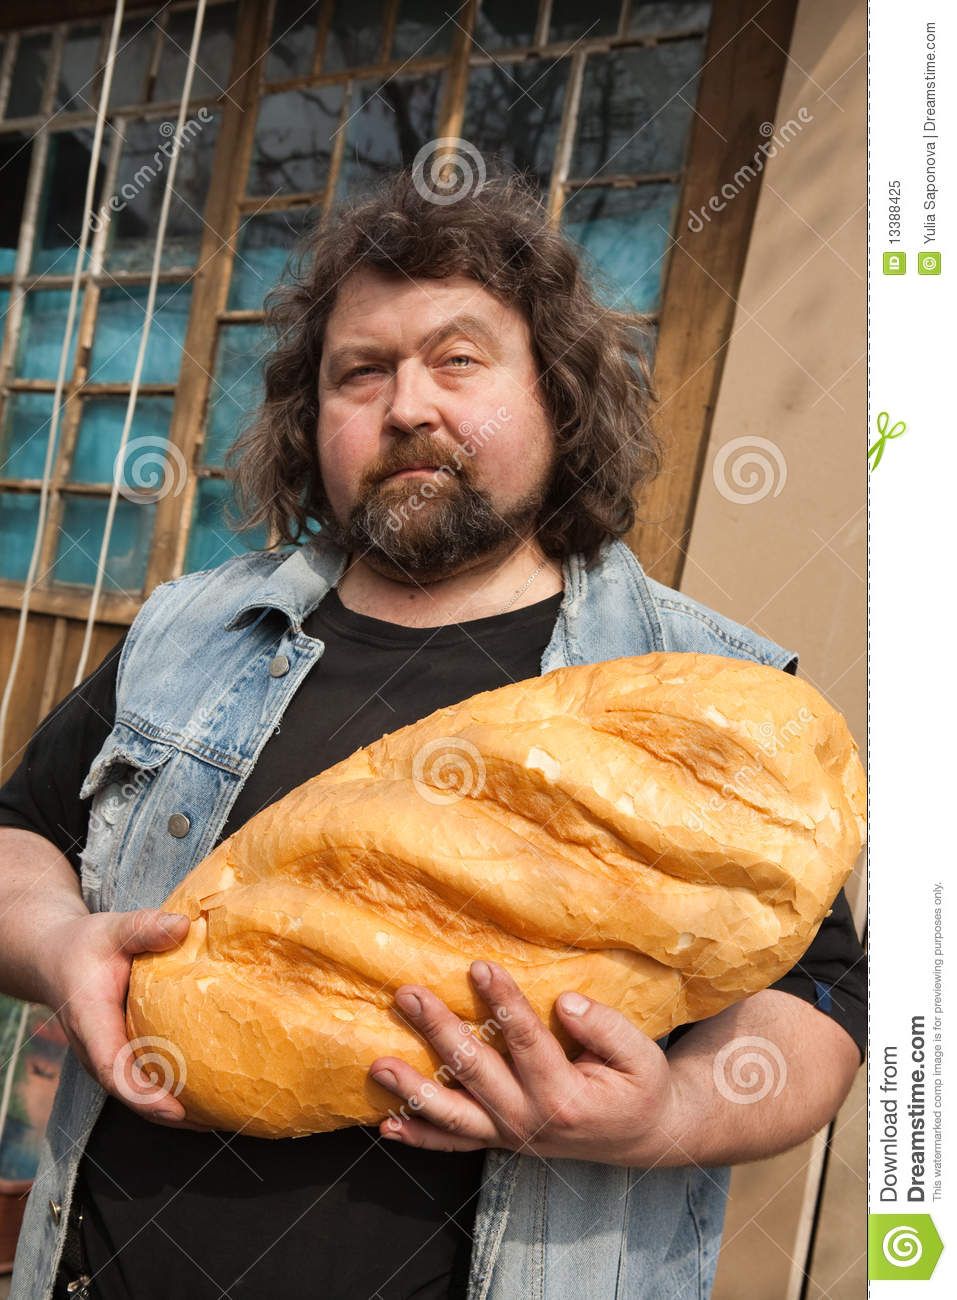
[78,722,178,914]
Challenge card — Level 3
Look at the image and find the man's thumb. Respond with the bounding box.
[114,908,190,955]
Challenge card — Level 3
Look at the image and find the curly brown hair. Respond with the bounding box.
[227,167,661,563]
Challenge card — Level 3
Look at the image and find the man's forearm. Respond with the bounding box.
[0,827,89,1006]
[633,989,861,1169]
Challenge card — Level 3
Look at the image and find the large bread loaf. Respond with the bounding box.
[124,651,866,1137]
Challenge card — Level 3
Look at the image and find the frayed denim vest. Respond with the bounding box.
[11,535,796,1300]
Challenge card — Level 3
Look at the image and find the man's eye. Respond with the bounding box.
[344,365,383,380]
[444,355,475,368]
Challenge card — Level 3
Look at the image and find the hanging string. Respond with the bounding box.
[0,2,127,770]
[73,0,209,686]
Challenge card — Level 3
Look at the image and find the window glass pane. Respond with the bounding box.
[108,17,155,108]
[203,325,270,468]
[30,129,98,275]
[153,3,238,102]
[227,208,314,312]
[14,290,80,380]
[53,495,154,590]
[626,2,711,36]
[0,492,38,582]
[70,396,175,484]
[562,182,679,312]
[248,87,345,196]
[265,0,318,81]
[391,1,456,61]
[324,0,387,71]
[336,74,445,198]
[104,112,221,271]
[549,0,621,43]
[0,392,57,479]
[461,59,568,193]
[55,24,102,114]
[90,284,193,384]
[7,33,51,118]
[571,39,706,178]
[184,477,268,573]
[473,0,539,49]
[0,133,31,273]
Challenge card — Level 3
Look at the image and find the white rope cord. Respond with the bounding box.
[0,2,126,770]
[73,0,209,686]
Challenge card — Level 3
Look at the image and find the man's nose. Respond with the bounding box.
[385,360,440,434]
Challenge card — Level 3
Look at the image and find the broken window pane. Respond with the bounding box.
[571,38,706,178]
[248,86,345,196]
[202,324,270,468]
[70,395,175,484]
[461,58,568,193]
[30,129,99,275]
[626,2,711,36]
[0,492,38,581]
[104,111,221,271]
[185,476,268,573]
[391,0,456,61]
[562,181,679,312]
[90,284,193,384]
[227,207,315,312]
[14,290,80,380]
[335,74,445,198]
[324,0,387,71]
[0,132,31,273]
[53,495,155,591]
[55,24,102,115]
[152,2,238,103]
[473,0,539,50]
[107,17,157,108]
[1,392,57,480]
[265,0,318,82]
[549,0,621,43]
[7,32,51,118]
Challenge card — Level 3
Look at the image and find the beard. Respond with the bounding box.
[319,465,552,581]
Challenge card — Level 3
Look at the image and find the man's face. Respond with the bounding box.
[316,267,557,581]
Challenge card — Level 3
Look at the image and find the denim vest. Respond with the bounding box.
[11,535,796,1300]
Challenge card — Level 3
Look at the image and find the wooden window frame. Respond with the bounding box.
[0,0,797,624]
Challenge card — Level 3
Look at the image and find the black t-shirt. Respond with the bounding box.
[0,586,867,1299]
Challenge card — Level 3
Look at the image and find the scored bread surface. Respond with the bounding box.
[126,651,866,1137]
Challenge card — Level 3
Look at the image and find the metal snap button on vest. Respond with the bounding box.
[269,653,290,677]
[49,1198,61,1223]
[168,812,191,838]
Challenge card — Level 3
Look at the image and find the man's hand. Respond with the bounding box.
[39,908,213,1132]
[368,960,688,1165]
[370,965,861,1168]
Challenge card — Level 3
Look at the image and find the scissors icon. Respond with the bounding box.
[868,412,906,471]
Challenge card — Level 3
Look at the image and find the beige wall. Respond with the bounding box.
[686,0,867,1295]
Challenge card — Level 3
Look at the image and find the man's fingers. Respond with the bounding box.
[554,991,664,1075]
[392,984,521,1112]
[469,961,569,1089]
[110,908,190,957]
[379,1114,490,1153]
[370,1058,498,1143]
